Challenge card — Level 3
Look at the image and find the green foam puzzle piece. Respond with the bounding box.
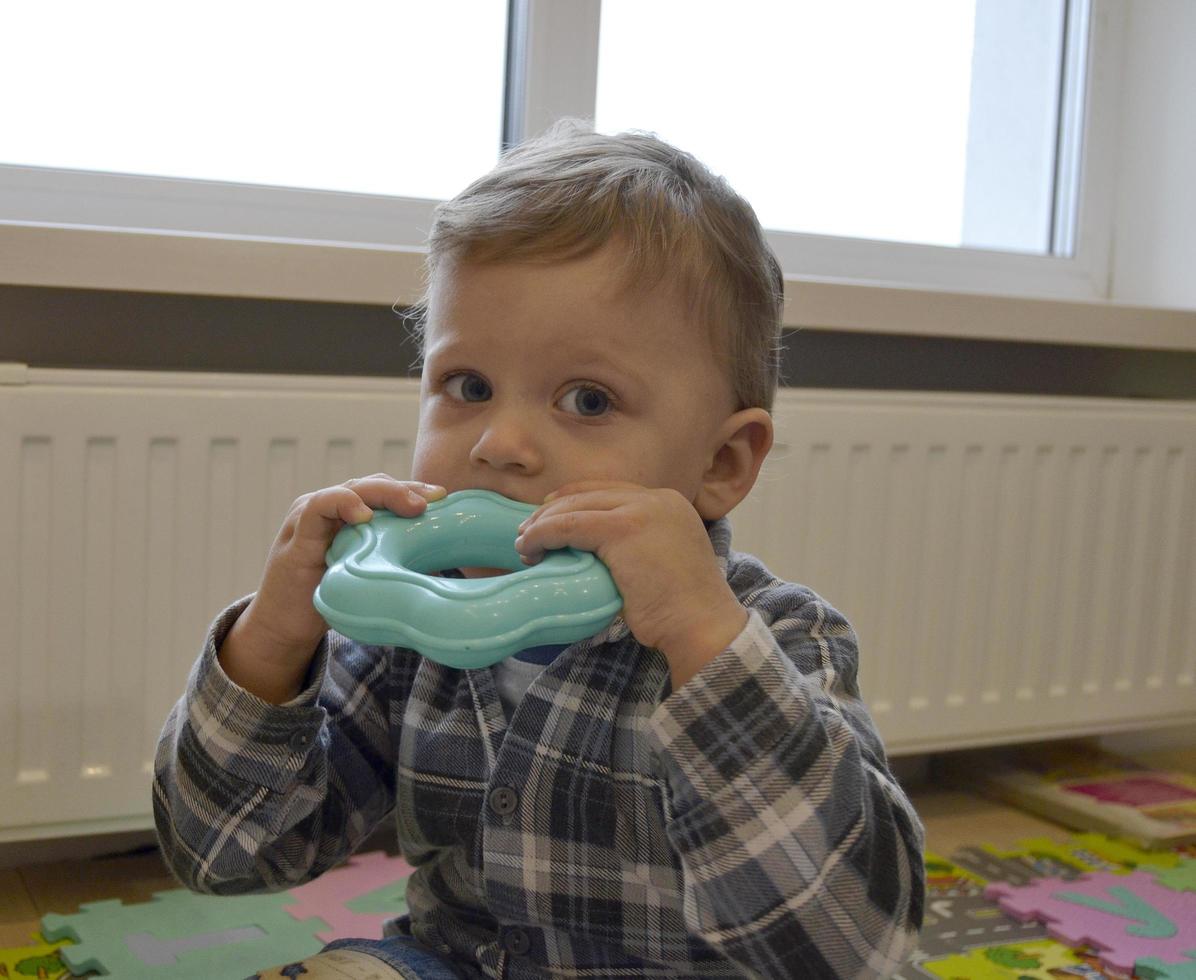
[41,888,328,977]
[344,876,409,916]
[1136,950,1196,980]
[1154,858,1196,894]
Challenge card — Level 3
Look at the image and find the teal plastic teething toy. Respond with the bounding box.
[313,489,622,668]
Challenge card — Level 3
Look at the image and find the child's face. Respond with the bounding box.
[411,243,738,511]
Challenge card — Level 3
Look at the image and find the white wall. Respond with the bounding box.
[1110,0,1196,310]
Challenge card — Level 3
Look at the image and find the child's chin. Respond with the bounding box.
[459,566,512,578]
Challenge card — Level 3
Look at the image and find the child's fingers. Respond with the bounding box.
[515,507,619,563]
[519,488,641,536]
[516,486,683,562]
[342,475,446,516]
[291,486,376,544]
[290,479,445,547]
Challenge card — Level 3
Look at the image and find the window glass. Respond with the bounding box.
[0,1,507,201]
[595,0,1072,254]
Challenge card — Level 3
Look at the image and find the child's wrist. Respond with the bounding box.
[656,597,748,691]
[217,601,322,704]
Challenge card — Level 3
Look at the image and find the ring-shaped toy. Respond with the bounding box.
[313,489,622,669]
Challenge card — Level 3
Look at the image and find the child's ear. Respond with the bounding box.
[693,408,774,521]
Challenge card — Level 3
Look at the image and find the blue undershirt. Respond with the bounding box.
[512,643,569,665]
[437,569,567,717]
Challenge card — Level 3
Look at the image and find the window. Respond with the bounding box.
[0,1,506,245]
[1,0,1117,306]
[596,0,1080,256]
[2,2,506,202]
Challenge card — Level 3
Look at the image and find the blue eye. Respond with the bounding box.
[559,385,611,417]
[444,373,491,402]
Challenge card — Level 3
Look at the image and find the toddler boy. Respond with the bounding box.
[154,121,924,979]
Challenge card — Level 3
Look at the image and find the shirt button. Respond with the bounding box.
[488,785,519,817]
[502,926,532,956]
[288,730,312,752]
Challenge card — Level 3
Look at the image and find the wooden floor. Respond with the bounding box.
[1,848,178,948]
[3,745,1192,965]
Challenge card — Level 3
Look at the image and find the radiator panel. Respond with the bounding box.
[747,396,1196,753]
[1,370,1193,839]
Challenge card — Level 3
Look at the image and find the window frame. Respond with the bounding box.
[0,0,1146,335]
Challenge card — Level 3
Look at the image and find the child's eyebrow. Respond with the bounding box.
[420,336,470,362]
[568,352,648,390]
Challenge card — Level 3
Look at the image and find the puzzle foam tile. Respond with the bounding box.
[1136,949,1196,980]
[950,845,1044,886]
[1156,859,1196,895]
[924,851,986,892]
[284,850,414,943]
[917,891,1046,958]
[0,936,72,979]
[1012,836,1112,876]
[41,889,329,978]
[916,937,1115,979]
[1070,832,1185,871]
[985,869,1196,975]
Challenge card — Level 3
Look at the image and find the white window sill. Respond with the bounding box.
[789,278,1196,352]
[3,220,1194,352]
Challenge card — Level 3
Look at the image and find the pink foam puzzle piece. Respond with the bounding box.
[985,870,1196,975]
[284,851,415,943]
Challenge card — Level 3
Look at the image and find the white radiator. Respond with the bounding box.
[2,367,1193,842]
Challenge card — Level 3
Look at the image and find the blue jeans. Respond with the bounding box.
[324,937,468,979]
[246,935,469,979]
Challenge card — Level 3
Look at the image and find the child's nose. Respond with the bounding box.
[469,410,544,473]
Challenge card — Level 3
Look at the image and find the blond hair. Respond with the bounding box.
[414,120,783,411]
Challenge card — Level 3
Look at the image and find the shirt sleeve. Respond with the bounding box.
[647,592,925,979]
[152,596,401,895]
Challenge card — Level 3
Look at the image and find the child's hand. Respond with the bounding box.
[221,476,445,702]
[514,481,748,689]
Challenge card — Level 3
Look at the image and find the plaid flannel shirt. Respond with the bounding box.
[153,517,924,978]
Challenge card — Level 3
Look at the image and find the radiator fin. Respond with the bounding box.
[17,437,53,786]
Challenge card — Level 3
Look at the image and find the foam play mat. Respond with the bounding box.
[897,842,1196,979]
[8,844,1196,977]
[2,851,414,978]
